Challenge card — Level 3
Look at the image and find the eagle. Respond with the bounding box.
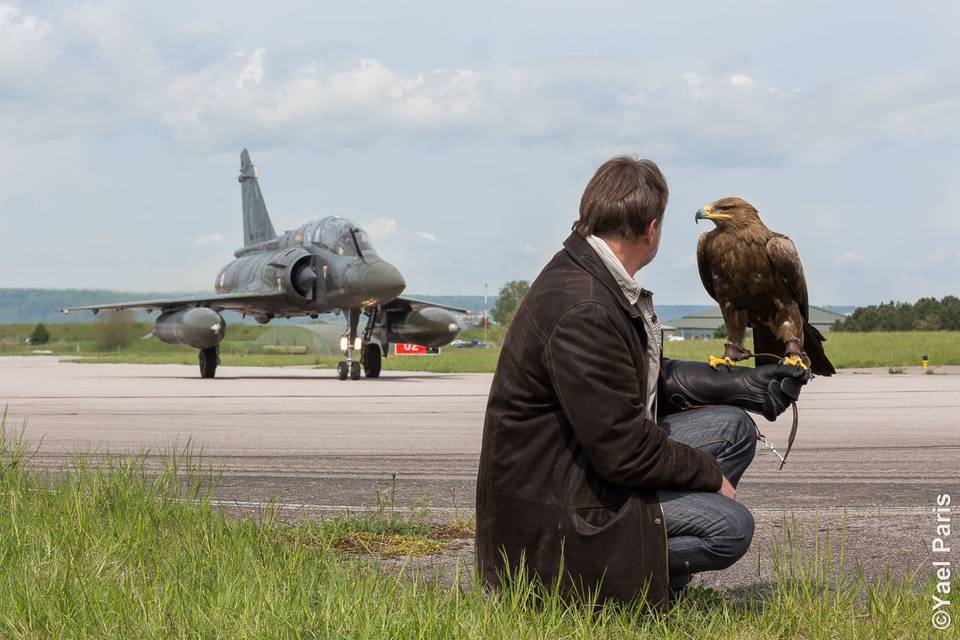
[695,197,835,376]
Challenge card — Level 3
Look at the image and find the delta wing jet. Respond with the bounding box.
[61,149,465,380]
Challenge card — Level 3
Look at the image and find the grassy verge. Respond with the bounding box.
[0,421,944,638]
[73,351,323,368]
[4,325,960,372]
[664,331,960,369]
[65,348,502,372]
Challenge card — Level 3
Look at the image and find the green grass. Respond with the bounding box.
[75,351,323,368]
[0,416,947,639]
[67,348,502,373]
[0,321,268,352]
[663,331,960,369]
[4,322,960,372]
[326,348,502,374]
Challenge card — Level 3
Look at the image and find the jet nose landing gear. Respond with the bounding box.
[336,360,359,380]
[337,307,380,380]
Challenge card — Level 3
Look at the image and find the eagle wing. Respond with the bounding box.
[765,234,809,322]
[749,234,809,367]
[695,232,716,301]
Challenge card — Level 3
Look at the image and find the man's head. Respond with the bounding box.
[574,156,668,272]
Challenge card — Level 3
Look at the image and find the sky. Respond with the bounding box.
[0,1,957,305]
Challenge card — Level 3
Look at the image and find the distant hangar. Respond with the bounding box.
[668,305,848,340]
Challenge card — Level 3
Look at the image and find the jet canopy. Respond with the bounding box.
[309,216,375,257]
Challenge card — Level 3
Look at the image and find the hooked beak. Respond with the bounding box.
[695,204,732,224]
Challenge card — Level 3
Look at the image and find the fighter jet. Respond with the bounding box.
[60,149,465,380]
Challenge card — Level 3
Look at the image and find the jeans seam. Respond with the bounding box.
[688,438,733,450]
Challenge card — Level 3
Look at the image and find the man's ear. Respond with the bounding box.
[645,218,659,243]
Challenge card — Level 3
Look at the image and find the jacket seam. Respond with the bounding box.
[542,301,632,394]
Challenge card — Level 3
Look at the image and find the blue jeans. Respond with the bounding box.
[656,406,758,589]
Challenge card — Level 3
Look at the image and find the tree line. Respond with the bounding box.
[832,296,960,332]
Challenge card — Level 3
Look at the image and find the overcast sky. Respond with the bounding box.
[1,1,957,304]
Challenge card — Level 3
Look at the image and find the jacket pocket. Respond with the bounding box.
[571,499,628,533]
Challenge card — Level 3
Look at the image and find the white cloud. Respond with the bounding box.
[728,74,754,89]
[363,218,435,247]
[521,244,535,254]
[0,5,954,168]
[907,247,959,271]
[194,232,226,246]
[237,48,265,88]
[365,217,399,240]
[0,4,54,78]
[0,4,50,40]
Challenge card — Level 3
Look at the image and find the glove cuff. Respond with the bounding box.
[659,359,767,415]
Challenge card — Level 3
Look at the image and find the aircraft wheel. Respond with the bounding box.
[199,347,218,379]
[336,361,349,380]
[363,343,382,378]
[350,361,361,380]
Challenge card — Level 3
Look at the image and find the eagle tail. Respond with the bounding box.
[751,325,784,368]
[804,324,836,377]
[752,323,836,376]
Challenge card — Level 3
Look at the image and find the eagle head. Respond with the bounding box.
[694,197,759,227]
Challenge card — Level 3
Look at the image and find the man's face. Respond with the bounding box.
[637,218,662,269]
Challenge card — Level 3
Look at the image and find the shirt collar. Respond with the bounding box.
[585,235,644,306]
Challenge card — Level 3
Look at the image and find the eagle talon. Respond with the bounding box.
[709,355,736,369]
[782,355,808,369]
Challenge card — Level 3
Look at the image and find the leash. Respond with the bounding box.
[755,402,797,470]
[745,352,807,470]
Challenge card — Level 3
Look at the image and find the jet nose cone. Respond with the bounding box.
[364,260,406,302]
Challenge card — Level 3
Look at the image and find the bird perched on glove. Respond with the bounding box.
[695,197,835,376]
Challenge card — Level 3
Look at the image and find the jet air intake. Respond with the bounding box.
[154,308,226,350]
[292,259,318,297]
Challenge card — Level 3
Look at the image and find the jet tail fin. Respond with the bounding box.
[238,148,277,247]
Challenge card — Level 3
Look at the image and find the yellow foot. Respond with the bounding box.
[709,355,736,369]
[782,355,808,369]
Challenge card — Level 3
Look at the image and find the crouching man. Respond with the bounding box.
[475,156,809,609]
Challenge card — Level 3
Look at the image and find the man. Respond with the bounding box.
[475,156,809,608]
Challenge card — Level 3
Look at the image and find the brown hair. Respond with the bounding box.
[573,156,668,239]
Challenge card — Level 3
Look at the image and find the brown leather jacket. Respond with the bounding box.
[475,232,723,608]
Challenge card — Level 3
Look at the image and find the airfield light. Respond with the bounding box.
[923,354,929,369]
[340,336,348,351]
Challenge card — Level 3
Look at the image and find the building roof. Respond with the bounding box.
[668,305,848,330]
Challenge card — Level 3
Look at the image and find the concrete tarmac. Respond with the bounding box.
[2,356,958,590]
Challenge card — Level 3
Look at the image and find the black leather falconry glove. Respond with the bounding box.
[659,359,811,421]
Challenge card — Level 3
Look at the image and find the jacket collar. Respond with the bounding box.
[562,231,642,319]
